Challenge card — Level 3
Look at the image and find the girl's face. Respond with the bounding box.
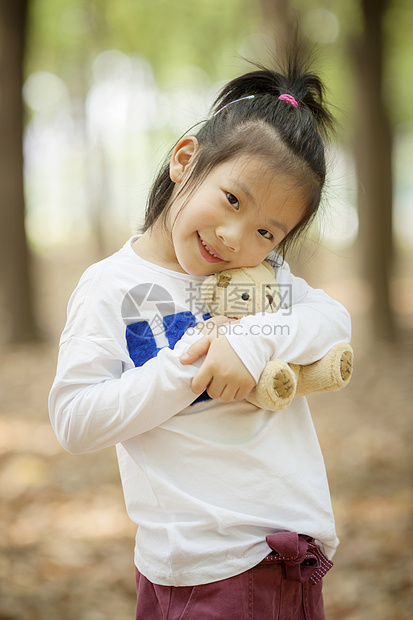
[160,141,305,276]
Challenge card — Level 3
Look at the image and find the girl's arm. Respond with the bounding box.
[48,260,209,455]
[49,330,206,455]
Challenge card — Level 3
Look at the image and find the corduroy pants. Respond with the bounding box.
[135,532,331,620]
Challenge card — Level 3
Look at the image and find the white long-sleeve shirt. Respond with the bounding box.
[49,236,351,586]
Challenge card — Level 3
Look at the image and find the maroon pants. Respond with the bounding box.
[135,532,332,620]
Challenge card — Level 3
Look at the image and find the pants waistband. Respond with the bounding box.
[260,532,333,585]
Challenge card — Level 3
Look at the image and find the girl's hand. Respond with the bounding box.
[182,316,234,359]
[181,322,256,402]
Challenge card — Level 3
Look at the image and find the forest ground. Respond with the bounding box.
[0,241,412,620]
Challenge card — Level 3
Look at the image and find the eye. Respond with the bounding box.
[226,193,239,210]
[258,229,273,240]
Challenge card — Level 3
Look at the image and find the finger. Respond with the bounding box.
[235,380,256,401]
[180,336,211,364]
[234,388,249,401]
[206,377,225,400]
[219,385,237,403]
[191,368,213,395]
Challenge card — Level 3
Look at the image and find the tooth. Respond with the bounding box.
[201,240,218,257]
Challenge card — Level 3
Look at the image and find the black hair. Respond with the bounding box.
[141,52,334,259]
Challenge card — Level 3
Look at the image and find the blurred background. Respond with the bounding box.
[0,0,412,618]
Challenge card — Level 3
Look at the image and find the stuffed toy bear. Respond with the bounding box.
[200,261,353,411]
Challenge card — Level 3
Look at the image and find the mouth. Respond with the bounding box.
[197,233,225,263]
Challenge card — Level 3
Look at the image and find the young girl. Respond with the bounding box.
[49,56,351,619]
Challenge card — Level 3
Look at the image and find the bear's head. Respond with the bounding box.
[200,262,280,319]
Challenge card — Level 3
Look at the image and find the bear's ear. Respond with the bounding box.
[200,275,218,306]
[217,273,232,288]
[262,261,274,274]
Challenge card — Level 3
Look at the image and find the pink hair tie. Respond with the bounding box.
[278,94,298,108]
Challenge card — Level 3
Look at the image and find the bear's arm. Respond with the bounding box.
[224,262,351,383]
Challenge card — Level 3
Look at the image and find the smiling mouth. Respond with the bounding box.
[197,233,224,261]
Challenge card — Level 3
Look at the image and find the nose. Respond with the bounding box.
[216,222,243,252]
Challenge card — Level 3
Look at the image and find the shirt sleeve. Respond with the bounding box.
[49,331,205,455]
[48,263,205,455]
[224,261,352,383]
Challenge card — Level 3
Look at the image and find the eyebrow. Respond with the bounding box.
[230,179,288,236]
[268,218,288,236]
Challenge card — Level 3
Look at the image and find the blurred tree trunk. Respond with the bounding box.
[0,0,39,344]
[260,0,295,57]
[352,0,395,342]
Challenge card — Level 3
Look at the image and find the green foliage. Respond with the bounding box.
[26,0,258,88]
[24,0,413,135]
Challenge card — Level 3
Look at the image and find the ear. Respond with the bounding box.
[170,136,199,183]
[200,274,218,307]
[262,261,275,274]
